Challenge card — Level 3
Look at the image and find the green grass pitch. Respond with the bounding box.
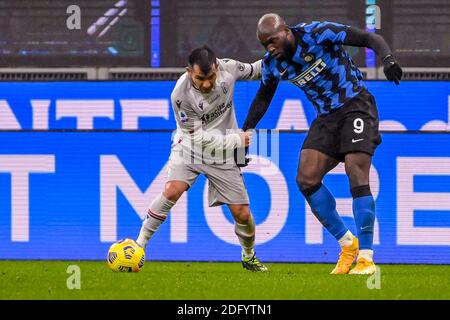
[0,261,449,300]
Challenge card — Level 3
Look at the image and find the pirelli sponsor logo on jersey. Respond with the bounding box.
[290,59,327,88]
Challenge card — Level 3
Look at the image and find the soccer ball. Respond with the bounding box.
[107,238,145,272]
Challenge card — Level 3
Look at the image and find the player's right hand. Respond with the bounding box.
[382,54,403,85]
[240,131,253,147]
[234,146,251,167]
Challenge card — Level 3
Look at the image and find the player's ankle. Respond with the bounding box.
[242,249,255,259]
[338,230,354,248]
[136,231,150,248]
[358,249,374,262]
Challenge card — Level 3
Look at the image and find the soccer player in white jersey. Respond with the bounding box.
[136,46,267,271]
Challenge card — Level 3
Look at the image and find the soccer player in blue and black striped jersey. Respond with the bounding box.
[241,13,403,274]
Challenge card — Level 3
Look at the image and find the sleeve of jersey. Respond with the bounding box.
[242,80,279,131]
[171,94,242,151]
[220,59,262,81]
[313,21,349,45]
[261,58,279,85]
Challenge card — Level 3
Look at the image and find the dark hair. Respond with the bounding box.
[188,45,217,75]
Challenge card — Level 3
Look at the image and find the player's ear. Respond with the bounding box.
[186,66,192,76]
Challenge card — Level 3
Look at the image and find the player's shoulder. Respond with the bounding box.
[217,58,235,67]
[217,58,241,73]
[290,21,321,33]
[313,21,349,34]
[171,73,191,101]
[292,21,347,34]
[260,53,281,84]
[217,58,250,81]
[261,52,274,67]
[289,21,331,36]
[217,58,232,71]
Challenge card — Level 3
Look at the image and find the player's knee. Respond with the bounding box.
[347,170,370,189]
[232,205,251,223]
[296,172,321,192]
[345,159,371,187]
[163,183,185,202]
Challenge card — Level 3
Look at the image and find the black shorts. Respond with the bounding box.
[302,89,382,162]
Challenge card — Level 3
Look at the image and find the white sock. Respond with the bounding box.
[136,193,175,248]
[235,214,256,259]
[358,249,374,262]
[242,248,255,259]
[136,227,153,249]
[338,230,354,248]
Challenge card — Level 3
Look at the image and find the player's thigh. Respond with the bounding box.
[301,116,342,163]
[344,152,372,187]
[165,161,200,201]
[203,164,249,207]
[163,181,190,201]
[297,149,340,187]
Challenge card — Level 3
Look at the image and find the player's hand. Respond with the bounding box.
[235,131,253,167]
[234,146,251,167]
[240,131,253,147]
[382,54,403,85]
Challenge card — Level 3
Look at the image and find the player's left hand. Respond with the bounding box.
[382,54,403,85]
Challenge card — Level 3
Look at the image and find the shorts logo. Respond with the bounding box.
[198,101,203,110]
[175,100,182,109]
[237,63,245,72]
[352,138,364,143]
[290,59,327,88]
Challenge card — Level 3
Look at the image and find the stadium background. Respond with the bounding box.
[0,0,449,265]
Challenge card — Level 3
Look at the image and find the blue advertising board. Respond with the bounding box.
[0,81,449,264]
[0,81,449,131]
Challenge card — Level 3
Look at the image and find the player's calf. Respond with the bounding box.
[231,206,256,259]
[136,192,176,249]
[229,205,267,271]
[351,185,376,264]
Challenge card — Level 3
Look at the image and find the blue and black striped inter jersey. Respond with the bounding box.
[262,21,366,115]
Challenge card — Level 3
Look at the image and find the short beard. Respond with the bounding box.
[283,39,295,60]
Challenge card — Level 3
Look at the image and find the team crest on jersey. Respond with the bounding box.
[303,53,315,63]
[220,82,228,94]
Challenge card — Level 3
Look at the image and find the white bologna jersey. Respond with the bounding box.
[170,58,262,164]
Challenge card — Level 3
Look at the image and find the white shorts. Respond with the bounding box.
[167,158,249,207]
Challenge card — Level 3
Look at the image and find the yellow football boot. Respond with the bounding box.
[330,236,359,274]
[349,257,377,275]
